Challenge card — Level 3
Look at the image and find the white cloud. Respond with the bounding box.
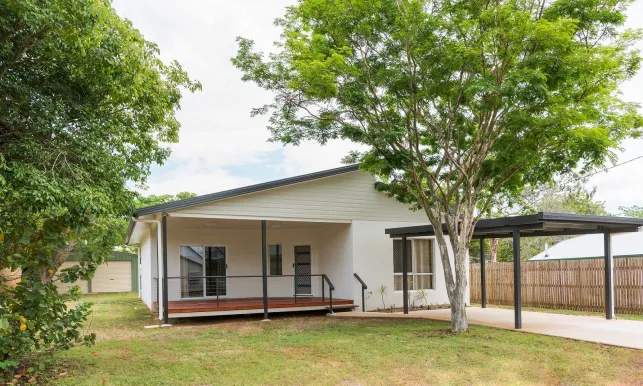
[113,0,643,212]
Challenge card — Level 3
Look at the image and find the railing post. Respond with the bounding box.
[513,229,522,329]
[362,286,366,312]
[480,238,487,308]
[402,236,409,314]
[322,277,325,301]
[261,220,269,320]
[294,275,297,304]
[604,231,614,320]
[162,215,169,325]
[329,280,333,314]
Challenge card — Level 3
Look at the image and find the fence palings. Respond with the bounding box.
[470,258,643,314]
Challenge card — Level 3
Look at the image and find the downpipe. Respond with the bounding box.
[132,217,164,321]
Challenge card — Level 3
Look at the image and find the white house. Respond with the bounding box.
[531,232,643,261]
[126,165,462,321]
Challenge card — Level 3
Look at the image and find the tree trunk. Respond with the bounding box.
[450,292,468,332]
[490,238,498,262]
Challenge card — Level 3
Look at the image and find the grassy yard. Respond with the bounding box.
[54,293,643,385]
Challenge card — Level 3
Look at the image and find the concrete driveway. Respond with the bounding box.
[333,307,643,350]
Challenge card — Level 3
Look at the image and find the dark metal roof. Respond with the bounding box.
[126,164,361,244]
[385,212,643,239]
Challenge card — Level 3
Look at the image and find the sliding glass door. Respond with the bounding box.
[180,245,226,298]
[205,246,226,297]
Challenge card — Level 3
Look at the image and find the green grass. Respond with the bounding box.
[471,303,643,321]
[55,293,643,385]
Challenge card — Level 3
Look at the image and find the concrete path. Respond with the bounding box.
[333,307,643,350]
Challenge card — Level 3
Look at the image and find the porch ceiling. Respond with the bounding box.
[167,217,341,231]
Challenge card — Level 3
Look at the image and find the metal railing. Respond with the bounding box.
[154,274,336,312]
[353,273,367,312]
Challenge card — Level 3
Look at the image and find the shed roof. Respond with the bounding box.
[385,212,643,239]
[530,232,643,261]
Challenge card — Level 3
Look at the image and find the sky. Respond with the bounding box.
[112,0,643,214]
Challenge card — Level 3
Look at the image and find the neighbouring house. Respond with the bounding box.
[126,165,464,321]
[55,252,139,294]
[530,232,643,261]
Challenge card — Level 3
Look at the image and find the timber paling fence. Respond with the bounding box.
[470,259,643,315]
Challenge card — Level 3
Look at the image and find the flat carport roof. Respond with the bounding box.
[385,212,643,239]
[385,212,643,329]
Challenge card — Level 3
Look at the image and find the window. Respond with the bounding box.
[269,244,282,275]
[180,245,226,298]
[393,239,433,290]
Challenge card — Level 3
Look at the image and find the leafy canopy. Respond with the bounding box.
[0,0,199,377]
[234,0,642,331]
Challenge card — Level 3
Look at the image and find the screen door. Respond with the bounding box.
[294,245,312,296]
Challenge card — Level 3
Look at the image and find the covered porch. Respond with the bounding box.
[150,216,358,321]
[158,296,355,317]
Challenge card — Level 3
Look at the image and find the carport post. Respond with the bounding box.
[402,236,409,314]
[261,220,269,320]
[162,215,169,325]
[512,229,522,329]
[604,231,614,320]
[480,238,487,308]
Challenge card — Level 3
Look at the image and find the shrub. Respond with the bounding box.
[0,281,95,381]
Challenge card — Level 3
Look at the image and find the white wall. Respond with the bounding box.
[162,219,352,302]
[172,171,428,223]
[351,220,467,311]
[139,230,153,308]
[317,224,353,300]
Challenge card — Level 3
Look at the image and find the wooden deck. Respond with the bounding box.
[159,297,355,314]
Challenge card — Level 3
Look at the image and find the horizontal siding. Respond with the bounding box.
[173,171,428,223]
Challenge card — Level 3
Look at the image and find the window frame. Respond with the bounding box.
[269,244,283,276]
[393,238,434,291]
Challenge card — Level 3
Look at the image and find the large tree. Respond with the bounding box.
[233,0,642,331]
[0,0,199,377]
[470,178,608,263]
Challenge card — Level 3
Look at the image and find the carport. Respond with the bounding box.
[385,212,643,329]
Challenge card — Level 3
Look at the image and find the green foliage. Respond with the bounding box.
[378,284,388,308]
[0,0,199,376]
[619,205,643,218]
[0,282,95,381]
[233,0,641,330]
[471,179,609,262]
[135,192,198,209]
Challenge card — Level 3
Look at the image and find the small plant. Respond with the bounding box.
[415,289,429,307]
[378,285,388,309]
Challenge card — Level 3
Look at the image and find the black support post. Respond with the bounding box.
[261,220,269,320]
[512,229,522,329]
[402,236,409,314]
[162,215,169,325]
[480,238,487,309]
[604,231,614,320]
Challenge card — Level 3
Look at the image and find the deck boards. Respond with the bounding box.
[158,297,354,313]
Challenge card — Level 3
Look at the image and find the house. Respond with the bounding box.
[55,252,139,294]
[126,164,463,322]
[531,232,643,261]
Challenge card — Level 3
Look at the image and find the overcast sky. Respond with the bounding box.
[112,0,643,214]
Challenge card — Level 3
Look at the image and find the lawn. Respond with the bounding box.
[54,293,643,385]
